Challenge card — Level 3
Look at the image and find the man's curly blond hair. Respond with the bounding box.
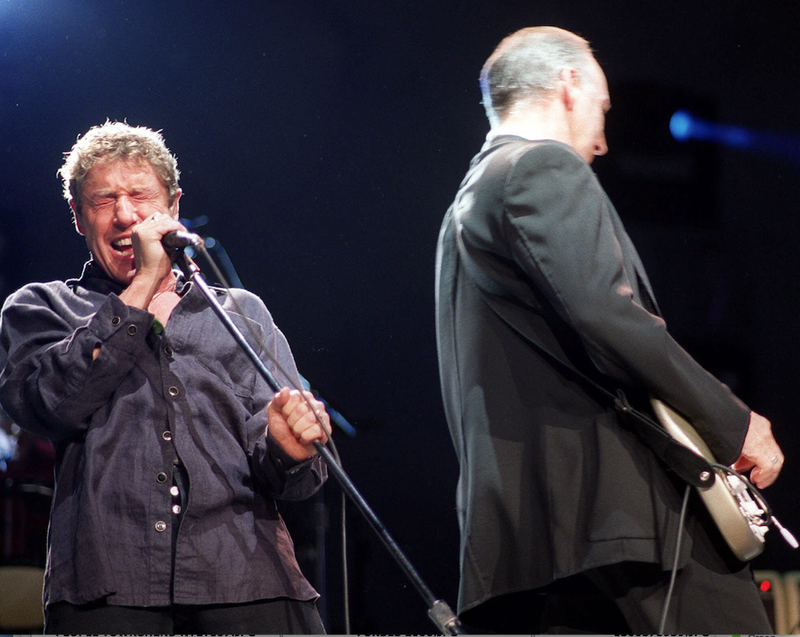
[59,121,180,216]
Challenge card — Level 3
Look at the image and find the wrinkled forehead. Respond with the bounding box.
[76,158,171,212]
[82,156,165,191]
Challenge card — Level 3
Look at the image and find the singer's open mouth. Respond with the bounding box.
[112,237,133,255]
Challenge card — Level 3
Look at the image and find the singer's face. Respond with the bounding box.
[73,158,179,286]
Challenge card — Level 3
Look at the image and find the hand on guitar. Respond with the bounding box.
[733,411,783,489]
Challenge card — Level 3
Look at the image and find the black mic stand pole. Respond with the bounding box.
[174,252,462,636]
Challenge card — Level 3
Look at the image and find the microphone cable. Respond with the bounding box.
[657,483,690,634]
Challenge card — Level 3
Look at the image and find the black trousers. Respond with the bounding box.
[461,558,772,634]
[45,597,326,635]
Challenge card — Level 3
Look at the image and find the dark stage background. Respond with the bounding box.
[1,1,799,633]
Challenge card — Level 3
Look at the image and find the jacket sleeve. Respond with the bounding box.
[490,143,748,463]
[0,283,154,441]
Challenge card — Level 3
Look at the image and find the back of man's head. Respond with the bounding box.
[480,26,595,127]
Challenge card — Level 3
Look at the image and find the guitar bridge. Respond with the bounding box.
[725,473,770,541]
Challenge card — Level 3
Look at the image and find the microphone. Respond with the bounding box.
[162,230,204,250]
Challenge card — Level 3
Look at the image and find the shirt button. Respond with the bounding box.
[170,486,180,497]
[127,324,138,336]
[155,520,167,532]
[111,316,121,326]
[172,504,182,515]
[162,431,172,441]
[156,472,168,483]
[168,386,180,397]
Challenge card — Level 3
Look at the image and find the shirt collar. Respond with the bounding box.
[68,260,193,298]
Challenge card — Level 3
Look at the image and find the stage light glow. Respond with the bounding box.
[669,110,693,142]
[671,110,754,146]
[670,109,800,165]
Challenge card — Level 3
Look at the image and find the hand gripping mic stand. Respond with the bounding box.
[174,251,463,636]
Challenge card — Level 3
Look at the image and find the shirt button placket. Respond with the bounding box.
[161,357,182,538]
[156,471,171,535]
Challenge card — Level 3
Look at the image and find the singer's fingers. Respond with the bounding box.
[273,388,301,412]
[135,211,176,230]
[274,389,331,443]
[266,388,329,455]
[292,409,330,445]
[269,387,292,410]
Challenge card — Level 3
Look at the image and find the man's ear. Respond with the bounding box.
[70,200,85,236]
[170,189,182,219]
[560,67,580,111]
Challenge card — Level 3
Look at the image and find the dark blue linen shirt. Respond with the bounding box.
[0,261,325,608]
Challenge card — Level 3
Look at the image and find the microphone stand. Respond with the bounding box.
[174,252,462,636]
[193,234,357,438]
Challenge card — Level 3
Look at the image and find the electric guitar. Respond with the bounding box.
[649,398,768,561]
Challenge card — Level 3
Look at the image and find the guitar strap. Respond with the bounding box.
[452,218,715,489]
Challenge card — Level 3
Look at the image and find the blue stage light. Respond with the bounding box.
[670,109,799,165]
[669,109,693,142]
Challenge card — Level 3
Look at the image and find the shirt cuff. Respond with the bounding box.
[266,433,318,476]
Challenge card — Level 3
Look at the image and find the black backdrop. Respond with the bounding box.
[1,1,799,633]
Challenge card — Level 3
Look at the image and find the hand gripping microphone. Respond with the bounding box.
[162,230,204,250]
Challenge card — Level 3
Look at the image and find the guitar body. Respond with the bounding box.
[649,398,766,561]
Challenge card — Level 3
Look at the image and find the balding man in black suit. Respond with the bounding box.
[435,26,782,633]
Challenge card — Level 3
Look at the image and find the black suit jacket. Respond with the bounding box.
[435,136,750,615]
